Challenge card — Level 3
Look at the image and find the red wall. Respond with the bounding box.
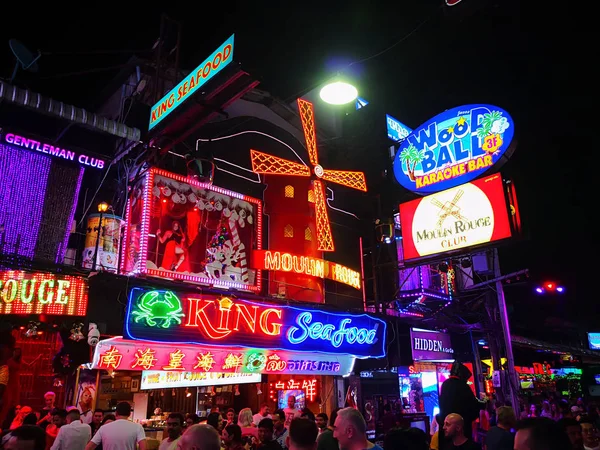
[263,175,323,303]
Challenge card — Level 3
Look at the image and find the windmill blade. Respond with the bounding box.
[321,169,367,192]
[297,99,319,166]
[313,180,335,252]
[250,150,311,176]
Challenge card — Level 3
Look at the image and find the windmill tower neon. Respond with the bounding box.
[250,98,367,251]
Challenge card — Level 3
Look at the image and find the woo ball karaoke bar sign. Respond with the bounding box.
[398,174,513,262]
[125,287,386,358]
[392,104,515,194]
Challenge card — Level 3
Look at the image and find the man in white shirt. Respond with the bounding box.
[253,403,272,426]
[283,396,301,428]
[86,402,146,450]
[51,409,91,450]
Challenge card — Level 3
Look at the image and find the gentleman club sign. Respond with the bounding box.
[410,328,454,361]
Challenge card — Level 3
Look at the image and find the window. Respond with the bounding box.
[284,224,294,238]
[285,185,294,198]
[307,189,315,203]
[304,227,312,241]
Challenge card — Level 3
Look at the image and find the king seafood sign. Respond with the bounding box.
[398,174,516,262]
[393,104,515,194]
[125,287,386,358]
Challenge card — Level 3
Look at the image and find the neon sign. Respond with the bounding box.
[92,337,356,376]
[399,175,514,262]
[0,270,88,316]
[269,379,318,402]
[125,287,385,358]
[287,312,377,348]
[3,132,105,169]
[392,104,515,194]
[149,35,234,130]
[141,371,261,390]
[252,250,362,290]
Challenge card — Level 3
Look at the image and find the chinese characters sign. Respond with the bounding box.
[251,250,361,290]
[149,35,234,130]
[92,337,356,376]
[140,371,261,389]
[121,168,262,292]
[392,104,515,194]
[269,379,318,402]
[125,287,385,358]
[0,270,88,316]
[410,328,454,362]
[398,175,513,262]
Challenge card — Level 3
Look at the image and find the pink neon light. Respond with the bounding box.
[128,168,262,292]
[91,337,355,375]
[119,199,131,275]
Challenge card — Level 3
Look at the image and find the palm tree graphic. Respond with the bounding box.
[399,143,425,182]
[476,111,503,139]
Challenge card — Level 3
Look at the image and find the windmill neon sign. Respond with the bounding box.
[250,99,367,251]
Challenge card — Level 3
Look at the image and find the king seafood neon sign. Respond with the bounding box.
[125,287,385,358]
[392,104,515,194]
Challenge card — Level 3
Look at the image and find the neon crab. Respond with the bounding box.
[131,290,185,328]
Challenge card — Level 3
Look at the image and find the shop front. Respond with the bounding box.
[397,328,474,431]
[89,284,386,431]
[1,269,89,410]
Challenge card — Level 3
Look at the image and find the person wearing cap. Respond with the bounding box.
[85,402,146,450]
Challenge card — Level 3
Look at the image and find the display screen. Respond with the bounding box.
[594,374,600,385]
[278,390,306,410]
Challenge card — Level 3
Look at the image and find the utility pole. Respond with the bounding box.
[493,248,521,412]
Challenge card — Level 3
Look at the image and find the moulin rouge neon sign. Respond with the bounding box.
[125,287,385,358]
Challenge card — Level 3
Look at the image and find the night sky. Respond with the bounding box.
[0,2,586,328]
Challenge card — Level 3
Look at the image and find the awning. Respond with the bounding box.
[512,335,600,362]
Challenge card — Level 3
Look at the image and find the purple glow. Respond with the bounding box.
[3,133,105,169]
[535,287,543,294]
[0,144,51,258]
[56,166,84,263]
[556,287,564,293]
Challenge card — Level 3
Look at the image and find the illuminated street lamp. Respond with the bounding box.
[92,202,110,271]
[319,81,358,105]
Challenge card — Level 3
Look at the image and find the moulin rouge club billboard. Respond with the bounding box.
[0,270,88,316]
[125,287,386,358]
[149,34,234,130]
[121,168,262,292]
[399,174,514,262]
[92,337,356,376]
[410,328,455,362]
[393,104,515,194]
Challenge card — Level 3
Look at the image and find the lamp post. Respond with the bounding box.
[92,202,109,271]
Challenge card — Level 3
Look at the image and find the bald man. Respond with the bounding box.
[442,414,481,450]
[177,424,221,450]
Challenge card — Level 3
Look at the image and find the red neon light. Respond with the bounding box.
[131,348,158,370]
[184,297,283,340]
[546,282,554,290]
[0,270,88,316]
[250,99,367,252]
[125,167,262,292]
[251,250,362,290]
[99,346,123,370]
[269,378,319,402]
[163,349,186,371]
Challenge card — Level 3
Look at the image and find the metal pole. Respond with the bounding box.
[493,248,520,410]
[91,212,104,271]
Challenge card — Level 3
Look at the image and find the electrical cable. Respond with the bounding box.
[196,130,309,167]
